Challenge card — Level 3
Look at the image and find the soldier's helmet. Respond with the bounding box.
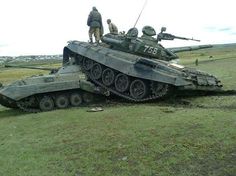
[161,27,166,33]
[142,26,156,36]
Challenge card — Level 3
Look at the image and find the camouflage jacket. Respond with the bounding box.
[87,9,102,28]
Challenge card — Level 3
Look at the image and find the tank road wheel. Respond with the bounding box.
[82,92,94,103]
[70,93,83,107]
[150,81,169,98]
[82,58,93,71]
[115,73,130,92]
[130,79,147,100]
[90,63,103,80]
[55,95,69,109]
[39,96,54,111]
[102,68,115,86]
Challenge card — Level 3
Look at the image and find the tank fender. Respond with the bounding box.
[134,58,192,86]
[174,77,192,86]
[77,80,110,96]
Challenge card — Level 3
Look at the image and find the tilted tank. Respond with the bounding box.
[0,61,109,112]
[63,25,222,102]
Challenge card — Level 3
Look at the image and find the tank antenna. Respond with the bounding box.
[133,0,148,28]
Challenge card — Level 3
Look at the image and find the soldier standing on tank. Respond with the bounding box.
[87,7,103,44]
[107,19,118,34]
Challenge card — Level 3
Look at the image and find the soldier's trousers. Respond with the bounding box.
[89,27,100,42]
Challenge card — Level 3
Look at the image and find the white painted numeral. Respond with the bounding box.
[144,45,149,52]
[143,45,158,55]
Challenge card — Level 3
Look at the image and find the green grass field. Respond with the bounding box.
[0,45,235,176]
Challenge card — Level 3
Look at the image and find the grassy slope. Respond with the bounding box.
[0,46,235,176]
[179,44,236,90]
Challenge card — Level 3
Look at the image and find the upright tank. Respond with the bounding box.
[0,62,109,112]
[63,26,222,102]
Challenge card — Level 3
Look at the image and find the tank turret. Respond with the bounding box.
[102,26,212,61]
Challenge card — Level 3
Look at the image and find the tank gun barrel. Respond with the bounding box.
[169,44,213,53]
[4,64,58,72]
[173,35,200,42]
[157,33,200,42]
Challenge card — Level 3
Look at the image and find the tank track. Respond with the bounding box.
[79,56,171,102]
[0,95,18,109]
[17,100,40,113]
[0,89,96,113]
[87,75,169,102]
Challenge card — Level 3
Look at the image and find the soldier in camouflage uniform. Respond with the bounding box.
[87,7,103,44]
[107,19,118,34]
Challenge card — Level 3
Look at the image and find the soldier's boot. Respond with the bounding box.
[89,38,93,43]
[94,40,100,46]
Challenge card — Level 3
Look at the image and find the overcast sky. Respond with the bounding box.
[0,0,235,56]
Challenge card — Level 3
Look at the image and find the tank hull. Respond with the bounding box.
[0,65,108,112]
[65,41,222,101]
